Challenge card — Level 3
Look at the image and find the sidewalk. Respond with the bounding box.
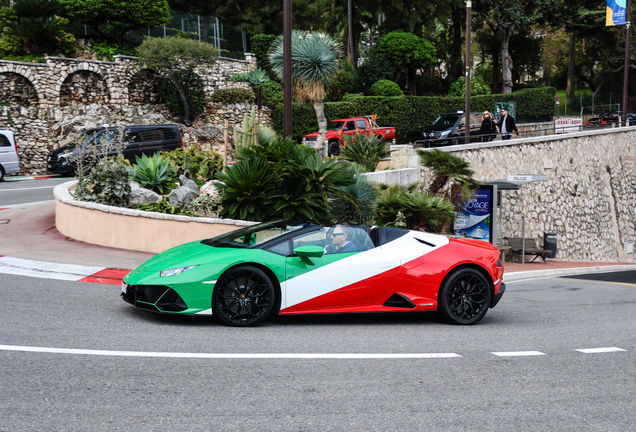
[1,200,634,281]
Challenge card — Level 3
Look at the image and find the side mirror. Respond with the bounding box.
[459,123,465,128]
[294,245,324,264]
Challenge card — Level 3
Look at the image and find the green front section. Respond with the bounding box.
[124,241,288,313]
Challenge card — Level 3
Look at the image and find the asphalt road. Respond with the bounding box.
[0,177,70,207]
[1,272,634,431]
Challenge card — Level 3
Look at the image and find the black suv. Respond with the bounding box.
[47,124,182,175]
[421,112,483,146]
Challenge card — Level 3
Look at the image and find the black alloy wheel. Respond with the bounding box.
[212,265,275,327]
[438,268,491,325]
[328,140,341,156]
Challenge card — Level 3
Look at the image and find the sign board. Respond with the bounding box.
[506,174,548,183]
[555,117,583,134]
[606,0,627,26]
[454,186,494,243]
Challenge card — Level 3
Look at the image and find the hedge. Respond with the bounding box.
[270,87,556,142]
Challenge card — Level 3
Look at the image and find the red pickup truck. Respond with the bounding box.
[301,115,396,156]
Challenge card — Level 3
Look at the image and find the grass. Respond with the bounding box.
[554,89,595,117]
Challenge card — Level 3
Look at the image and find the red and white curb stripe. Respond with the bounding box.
[4,175,59,182]
[0,256,130,285]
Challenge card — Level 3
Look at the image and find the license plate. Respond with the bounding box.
[121,282,127,294]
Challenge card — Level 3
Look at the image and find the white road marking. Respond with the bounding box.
[491,351,546,357]
[576,347,627,354]
[0,344,461,359]
[0,256,104,281]
[0,186,56,192]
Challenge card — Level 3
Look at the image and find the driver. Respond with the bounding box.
[325,225,358,254]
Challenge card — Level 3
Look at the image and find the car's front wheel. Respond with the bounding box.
[438,268,491,325]
[328,140,341,156]
[212,265,275,327]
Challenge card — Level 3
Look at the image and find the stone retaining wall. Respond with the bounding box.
[421,128,636,262]
[0,55,256,108]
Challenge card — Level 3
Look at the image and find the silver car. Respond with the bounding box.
[0,130,20,181]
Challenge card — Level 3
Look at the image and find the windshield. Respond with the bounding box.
[431,114,462,127]
[203,220,312,248]
[329,121,345,130]
[78,130,99,144]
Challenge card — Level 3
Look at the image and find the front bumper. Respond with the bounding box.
[121,282,188,313]
[490,283,505,308]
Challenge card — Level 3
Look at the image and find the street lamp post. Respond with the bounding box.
[283,0,292,137]
[622,0,632,127]
[465,0,472,144]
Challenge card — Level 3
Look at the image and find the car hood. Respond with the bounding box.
[130,241,244,273]
[49,144,77,156]
[424,124,455,133]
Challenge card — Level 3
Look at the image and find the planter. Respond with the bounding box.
[54,181,255,254]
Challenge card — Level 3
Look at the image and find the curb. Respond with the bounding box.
[4,174,60,182]
[503,264,636,282]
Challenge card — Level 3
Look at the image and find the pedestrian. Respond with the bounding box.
[479,111,498,142]
[498,107,519,140]
[629,112,636,126]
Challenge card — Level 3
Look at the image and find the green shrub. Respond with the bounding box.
[447,76,492,97]
[78,156,132,207]
[231,73,249,82]
[211,88,255,104]
[250,34,277,76]
[133,197,197,216]
[357,53,395,93]
[160,147,223,187]
[369,79,404,97]
[129,153,179,194]
[326,61,360,101]
[375,186,455,232]
[341,133,388,172]
[188,193,222,217]
[258,80,283,106]
[159,71,206,120]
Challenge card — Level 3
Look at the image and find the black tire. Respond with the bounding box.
[328,140,341,156]
[438,268,491,325]
[212,265,275,327]
[0,166,4,182]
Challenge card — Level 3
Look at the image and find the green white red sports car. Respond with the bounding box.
[121,220,505,326]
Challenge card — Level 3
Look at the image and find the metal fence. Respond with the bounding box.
[65,9,247,60]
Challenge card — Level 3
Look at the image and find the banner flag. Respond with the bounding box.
[607,0,627,26]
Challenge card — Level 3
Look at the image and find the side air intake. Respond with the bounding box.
[383,293,416,309]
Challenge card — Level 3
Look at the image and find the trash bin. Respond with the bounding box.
[544,232,557,258]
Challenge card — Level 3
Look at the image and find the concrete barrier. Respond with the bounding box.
[361,167,419,186]
[54,181,256,253]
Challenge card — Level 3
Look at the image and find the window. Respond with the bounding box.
[356,120,367,129]
[265,240,292,256]
[345,121,356,131]
[0,135,10,147]
[292,226,375,254]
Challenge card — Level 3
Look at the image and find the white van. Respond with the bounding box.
[0,130,21,181]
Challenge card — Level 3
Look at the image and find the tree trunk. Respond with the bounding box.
[171,73,192,127]
[499,22,514,94]
[313,100,328,158]
[348,0,354,66]
[409,67,417,96]
[491,32,500,93]
[201,16,210,43]
[449,5,463,82]
[566,33,576,98]
[543,34,551,86]
[429,174,449,196]
[330,1,335,37]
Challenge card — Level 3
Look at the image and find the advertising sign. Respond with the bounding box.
[606,0,627,26]
[454,186,494,243]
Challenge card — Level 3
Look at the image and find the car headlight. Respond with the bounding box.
[160,265,198,277]
[440,130,450,138]
[302,137,307,141]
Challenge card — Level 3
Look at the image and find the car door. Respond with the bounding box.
[342,120,358,139]
[0,132,20,174]
[282,227,401,311]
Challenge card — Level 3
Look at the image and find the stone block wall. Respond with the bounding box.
[0,54,256,108]
[421,129,636,262]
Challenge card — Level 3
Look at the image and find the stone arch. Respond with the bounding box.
[127,69,161,104]
[0,72,39,107]
[59,70,109,106]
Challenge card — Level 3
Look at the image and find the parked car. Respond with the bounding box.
[585,111,620,127]
[421,111,483,146]
[47,124,183,176]
[122,220,505,327]
[0,129,21,181]
[301,116,397,156]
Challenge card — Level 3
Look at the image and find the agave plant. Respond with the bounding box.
[247,67,270,86]
[329,170,378,225]
[269,32,340,157]
[341,133,389,172]
[129,153,179,194]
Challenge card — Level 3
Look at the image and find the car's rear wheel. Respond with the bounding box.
[438,268,491,325]
[328,140,341,156]
[0,166,5,182]
[212,265,275,327]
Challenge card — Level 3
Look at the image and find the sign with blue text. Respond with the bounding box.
[454,186,494,243]
[606,0,627,26]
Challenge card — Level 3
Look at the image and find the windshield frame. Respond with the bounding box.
[201,220,319,249]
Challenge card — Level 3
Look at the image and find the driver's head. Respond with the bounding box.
[331,225,349,246]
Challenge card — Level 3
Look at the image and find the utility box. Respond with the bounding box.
[544,232,557,258]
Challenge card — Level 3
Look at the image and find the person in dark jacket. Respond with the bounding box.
[498,108,519,140]
[479,111,498,142]
[325,225,358,254]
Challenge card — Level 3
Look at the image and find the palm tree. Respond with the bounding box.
[269,32,340,157]
[417,149,479,197]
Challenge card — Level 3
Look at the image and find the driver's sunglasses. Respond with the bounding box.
[331,233,345,237]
